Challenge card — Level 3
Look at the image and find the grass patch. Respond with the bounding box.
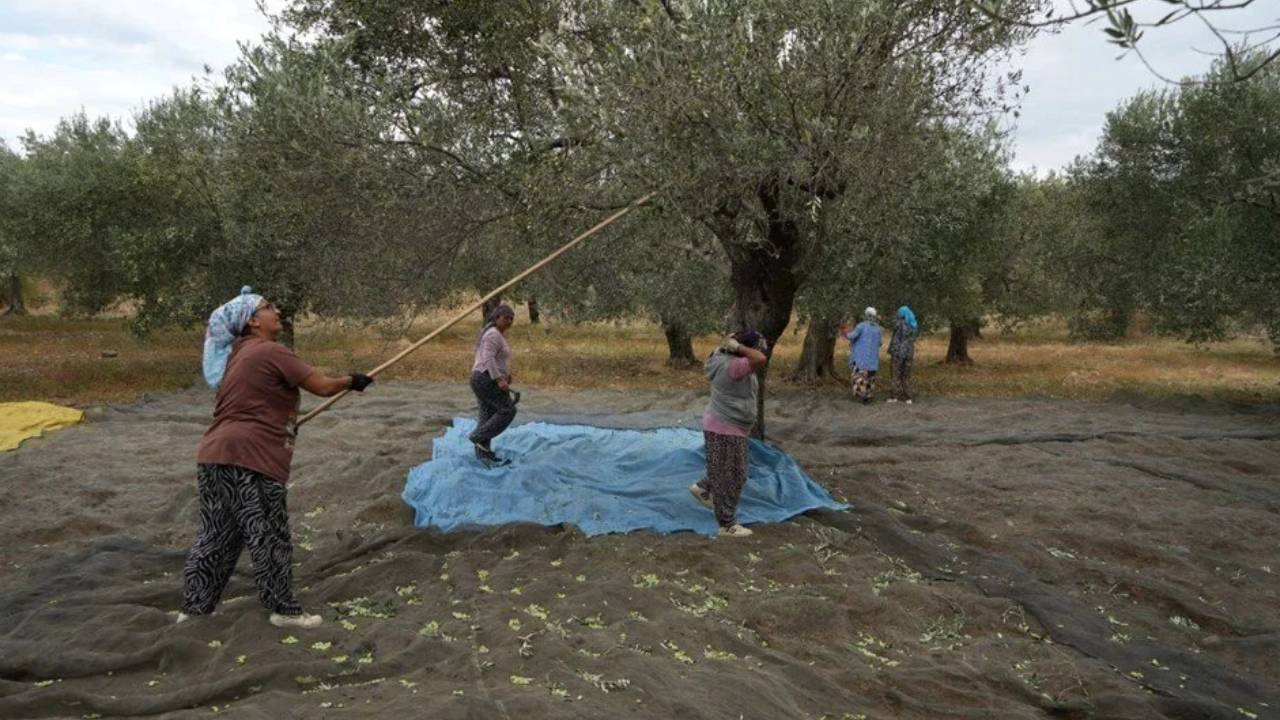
[1,311,1277,406]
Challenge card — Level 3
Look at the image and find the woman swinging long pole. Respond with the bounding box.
[296,190,659,428]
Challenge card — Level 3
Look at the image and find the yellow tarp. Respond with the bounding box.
[0,402,85,452]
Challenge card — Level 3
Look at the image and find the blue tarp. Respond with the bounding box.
[402,418,848,536]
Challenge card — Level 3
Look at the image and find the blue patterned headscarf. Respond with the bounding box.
[898,305,918,331]
[202,286,264,389]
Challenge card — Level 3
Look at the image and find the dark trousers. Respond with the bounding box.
[697,431,750,527]
[469,370,516,446]
[891,355,914,400]
[181,464,302,616]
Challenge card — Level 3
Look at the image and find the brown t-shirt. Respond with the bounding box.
[196,336,315,483]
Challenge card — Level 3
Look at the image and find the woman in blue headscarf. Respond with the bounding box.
[888,305,919,404]
[181,287,373,630]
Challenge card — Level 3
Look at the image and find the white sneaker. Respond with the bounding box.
[717,524,753,538]
[269,612,323,629]
[886,398,898,403]
[175,610,214,624]
[689,483,713,510]
[905,399,913,405]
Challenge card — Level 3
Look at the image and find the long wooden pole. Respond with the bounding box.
[296,190,659,427]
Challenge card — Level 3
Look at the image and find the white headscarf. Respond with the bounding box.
[202,286,264,389]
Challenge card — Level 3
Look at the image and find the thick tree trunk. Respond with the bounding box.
[1,274,25,316]
[791,317,838,384]
[1107,307,1131,339]
[481,295,503,323]
[661,316,698,367]
[709,180,803,440]
[278,310,296,349]
[945,320,979,364]
[527,298,540,324]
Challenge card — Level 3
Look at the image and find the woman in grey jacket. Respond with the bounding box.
[689,329,769,537]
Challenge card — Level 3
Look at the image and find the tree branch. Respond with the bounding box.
[962,0,1277,83]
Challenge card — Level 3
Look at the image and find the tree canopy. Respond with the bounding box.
[1061,52,1280,347]
[4,0,1278,409]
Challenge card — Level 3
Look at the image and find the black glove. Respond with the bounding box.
[349,373,374,392]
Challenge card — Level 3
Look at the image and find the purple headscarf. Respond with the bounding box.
[732,328,767,352]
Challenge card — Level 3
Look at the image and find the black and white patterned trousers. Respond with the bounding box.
[181,463,302,616]
[468,370,517,446]
[697,430,750,527]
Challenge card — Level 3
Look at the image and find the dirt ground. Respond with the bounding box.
[0,384,1277,719]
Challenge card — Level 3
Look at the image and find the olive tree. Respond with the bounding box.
[16,115,139,316]
[0,142,26,314]
[1068,53,1280,349]
[272,0,1041,433]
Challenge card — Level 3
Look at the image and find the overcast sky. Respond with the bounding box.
[2,1,1276,174]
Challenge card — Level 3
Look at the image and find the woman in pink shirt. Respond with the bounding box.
[469,304,517,464]
[689,329,769,537]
